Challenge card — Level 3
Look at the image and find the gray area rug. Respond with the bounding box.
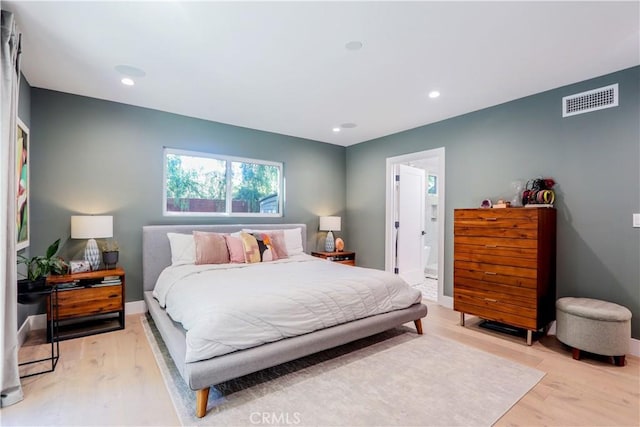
[141,315,544,427]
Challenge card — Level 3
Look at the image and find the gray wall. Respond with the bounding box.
[29,89,346,305]
[346,66,640,338]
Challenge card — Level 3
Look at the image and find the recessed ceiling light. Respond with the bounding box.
[332,127,341,133]
[428,90,440,99]
[121,77,135,86]
[341,123,357,129]
[345,41,363,51]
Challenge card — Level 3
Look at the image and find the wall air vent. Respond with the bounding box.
[562,83,618,117]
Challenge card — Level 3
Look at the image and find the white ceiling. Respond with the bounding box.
[5,1,639,147]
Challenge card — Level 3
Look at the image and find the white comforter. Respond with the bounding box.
[153,254,422,363]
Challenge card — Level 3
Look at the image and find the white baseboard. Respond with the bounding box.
[439,295,453,309]
[125,299,147,315]
[18,300,148,347]
[629,337,640,357]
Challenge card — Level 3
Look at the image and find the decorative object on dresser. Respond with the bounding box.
[319,216,341,252]
[335,237,345,251]
[71,215,113,271]
[69,259,90,274]
[522,177,556,207]
[510,180,524,207]
[453,208,556,345]
[101,238,119,269]
[46,267,125,341]
[311,250,356,266]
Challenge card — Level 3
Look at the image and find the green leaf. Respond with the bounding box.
[45,238,61,259]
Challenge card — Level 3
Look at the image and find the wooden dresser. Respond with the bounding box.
[453,208,556,345]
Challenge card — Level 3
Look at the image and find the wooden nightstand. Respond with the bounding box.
[311,251,356,266]
[46,267,125,341]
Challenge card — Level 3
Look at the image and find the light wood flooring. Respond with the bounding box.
[3,302,639,426]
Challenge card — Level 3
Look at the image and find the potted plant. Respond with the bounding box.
[17,238,67,294]
[101,239,119,269]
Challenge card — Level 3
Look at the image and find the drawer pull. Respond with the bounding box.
[485,217,497,221]
[484,271,497,275]
[484,298,498,303]
[485,244,497,248]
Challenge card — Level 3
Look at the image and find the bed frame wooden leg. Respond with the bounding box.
[196,387,210,418]
[414,319,424,335]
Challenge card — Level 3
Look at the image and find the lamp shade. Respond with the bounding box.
[319,216,341,232]
[71,215,113,239]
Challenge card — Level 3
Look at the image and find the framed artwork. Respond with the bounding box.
[16,118,29,251]
[427,174,437,196]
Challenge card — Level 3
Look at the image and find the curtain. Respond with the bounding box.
[0,9,23,408]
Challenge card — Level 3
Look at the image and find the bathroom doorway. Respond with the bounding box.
[385,147,445,303]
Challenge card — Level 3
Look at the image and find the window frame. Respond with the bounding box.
[162,147,284,217]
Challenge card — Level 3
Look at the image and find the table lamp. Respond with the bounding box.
[71,215,113,271]
[319,216,341,252]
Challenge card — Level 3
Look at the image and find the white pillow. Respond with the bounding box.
[242,227,304,255]
[166,232,196,265]
[283,228,304,255]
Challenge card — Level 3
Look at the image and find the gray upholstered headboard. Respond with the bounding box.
[142,224,307,292]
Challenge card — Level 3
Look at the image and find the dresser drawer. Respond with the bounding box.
[454,236,538,250]
[454,288,537,316]
[454,208,540,224]
[454,247,538,268]
[454,278,536,308]
[454,209,540,239]
[455,260,537,280]
[53,286,122,320]
[455,267,537,289]
[454,225,537,239]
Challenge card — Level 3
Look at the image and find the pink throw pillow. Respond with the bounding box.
[193,231,230,265]
[263,230,289,260]
[224,235,246,264]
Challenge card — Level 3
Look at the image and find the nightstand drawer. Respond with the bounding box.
[54,286,122,320]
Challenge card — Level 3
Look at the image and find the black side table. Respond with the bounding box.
[17,284,60,378]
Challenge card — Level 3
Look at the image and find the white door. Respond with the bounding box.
[395,164,425,286]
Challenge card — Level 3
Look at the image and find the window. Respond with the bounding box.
[163,148,283,217]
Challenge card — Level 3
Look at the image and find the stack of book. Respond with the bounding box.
[94,275,122,287]
[56,280,80,290]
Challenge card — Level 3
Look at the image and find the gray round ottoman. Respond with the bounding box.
[556,297,632,366]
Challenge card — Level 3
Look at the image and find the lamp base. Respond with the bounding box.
[84,238,101,271]
[324,231,335,252]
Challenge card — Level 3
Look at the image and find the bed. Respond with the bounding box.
[142,224,428,418]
